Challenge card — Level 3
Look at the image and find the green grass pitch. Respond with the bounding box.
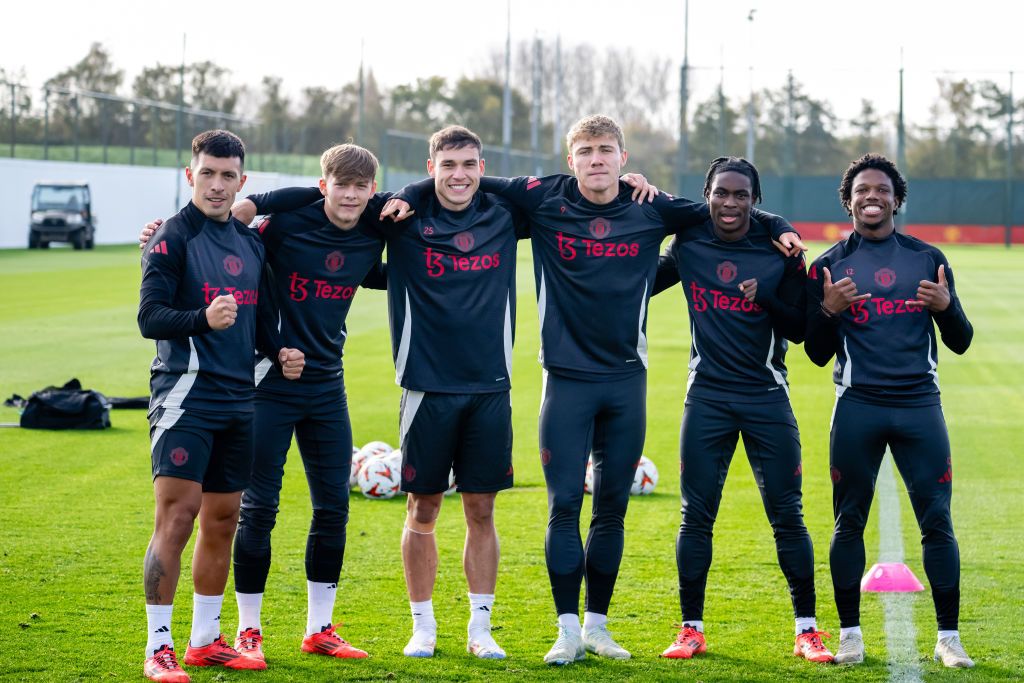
[0,242,1021,681]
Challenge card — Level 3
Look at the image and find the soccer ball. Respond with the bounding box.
[357,456,401,499]
[444,468,457,496]
[631,455,659,495]
[381,448,403,470]
[351,441,393,488]
[583,456,594,494]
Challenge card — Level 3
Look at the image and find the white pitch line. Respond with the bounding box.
[877,451,923,683]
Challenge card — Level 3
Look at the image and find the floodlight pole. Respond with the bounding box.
[174,34,186,210]
[746,9,756,162]
[1006,71,1015,249]
[896,50,907,233]
[502,0,512,177]
[675,0,690,195]
[552,34,562,162]
[358,39,365,145]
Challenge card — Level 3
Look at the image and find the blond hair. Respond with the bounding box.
[565,115,625,153]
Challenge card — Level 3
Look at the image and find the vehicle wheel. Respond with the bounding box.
[85,234,95,249]
[39,241,50,249]
[28,232,40,249]
[72,230,85,250]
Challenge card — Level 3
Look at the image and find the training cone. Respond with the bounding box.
[860,562,925,592]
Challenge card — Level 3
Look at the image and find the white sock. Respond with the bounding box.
[795,616,818,635]
[307,580,338,636]
[582,611,607,631]
[190,593,224,647]
[683,619,704,633]
[937,629,959,642]
[145,604,174,655]
[410,599,436,633]
[840,625,863,639]
[468,593,494,633]
[235,592,263,632]
[557,613,581,634]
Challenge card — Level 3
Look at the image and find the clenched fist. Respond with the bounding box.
[206,294,238,330]
[279,348,305,380]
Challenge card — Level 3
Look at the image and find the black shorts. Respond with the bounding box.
[150,406,254,493]
[399,389,513,495]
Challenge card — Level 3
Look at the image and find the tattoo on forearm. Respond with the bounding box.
[144,545,166,603]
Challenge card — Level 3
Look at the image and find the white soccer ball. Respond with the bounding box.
[444,468,457,496]
[357,456,401,499]
[631,455,659,496]
[584,456,595,495]
[382,448,401,471]
[351,441,393,488]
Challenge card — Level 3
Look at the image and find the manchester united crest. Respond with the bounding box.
[716,260,738,284]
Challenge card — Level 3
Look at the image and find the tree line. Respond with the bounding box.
[1,41,1021,186]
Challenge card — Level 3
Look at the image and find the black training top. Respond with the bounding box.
[805,231,973,406]
[251,185,524,394]
[654,218,806,403]
[478,174,794,381]
[250,198,387,394]
[139,201,268,414]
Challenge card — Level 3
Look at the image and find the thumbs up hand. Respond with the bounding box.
[822,266,872,315]
[913,264,951,312]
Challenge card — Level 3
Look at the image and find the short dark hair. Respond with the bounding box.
[838,153,907,215]
[191,129,245,166]
[702,156,762,204]
[429,125,482,159]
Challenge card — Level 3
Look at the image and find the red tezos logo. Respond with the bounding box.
[540,448,552,466]
[717,260,738,284]
[402,464,416,482]
[874,268,896,288]
[223,255,244,276]
[453,231,475,252]
[325,250,345,272]
[170,447,189,467]
[589,217,611,239]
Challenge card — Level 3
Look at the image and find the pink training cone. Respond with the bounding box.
[860,562,925,592]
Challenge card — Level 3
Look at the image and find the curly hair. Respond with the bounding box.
[702,156,762,204]
[838,153,907,216]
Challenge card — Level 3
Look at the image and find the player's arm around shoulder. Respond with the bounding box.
[247,186,321,216]
[479,173,563,213]
[649,190,708,233]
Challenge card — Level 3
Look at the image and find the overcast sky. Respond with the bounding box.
[4,0,1021,126]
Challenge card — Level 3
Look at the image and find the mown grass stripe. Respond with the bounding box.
[878,452,922,683]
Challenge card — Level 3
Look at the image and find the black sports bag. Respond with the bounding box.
[18,378,111,430]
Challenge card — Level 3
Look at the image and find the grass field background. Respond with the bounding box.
[1,242,1021,681]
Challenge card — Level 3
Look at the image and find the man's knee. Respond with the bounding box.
[154,481,201,547]
[406,493,442,532]
[200,492,243,538]
[310,506,348,537]
[549,485,584,519]
[461,492,496,529]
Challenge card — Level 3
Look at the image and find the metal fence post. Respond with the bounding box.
[43,89,50,160]
[9,82,15,157]
[101,98,109,164]
[73,95,80,162]
[1006,71,1015,249]
[129,103,136,165]
[151,105,158,166]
